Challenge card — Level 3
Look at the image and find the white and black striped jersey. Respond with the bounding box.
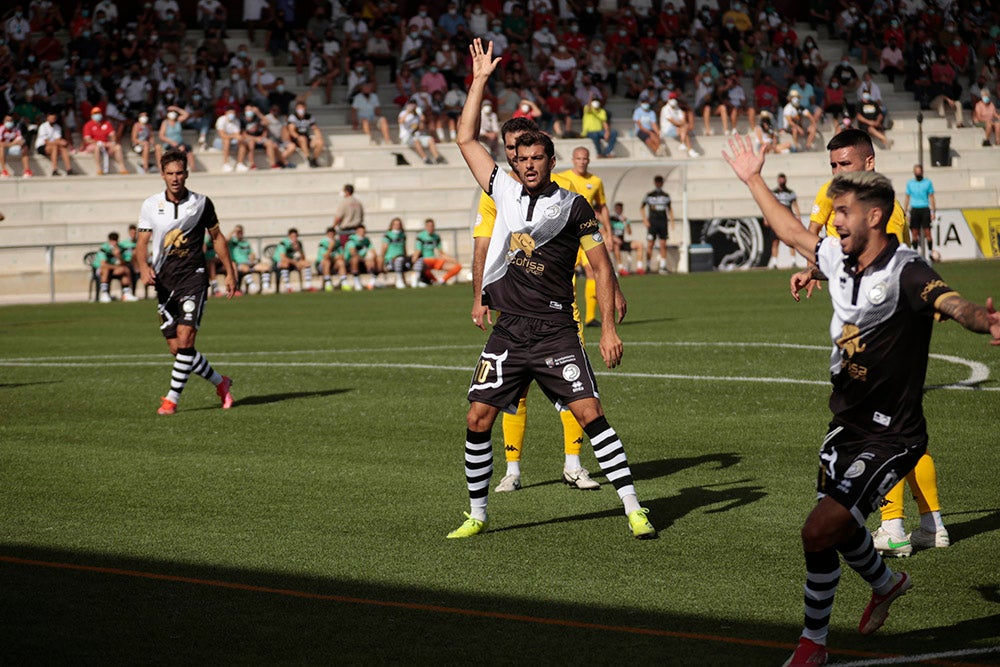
[481,167,602,322]
[138,189,219,284]
[816,235,959,444]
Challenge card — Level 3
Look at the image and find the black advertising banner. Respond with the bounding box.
[688,218,769,270]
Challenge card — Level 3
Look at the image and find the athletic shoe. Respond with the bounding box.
[872,527,912,558]
[435,156,446,164]
[216,375,234,409]
[222,162,234,172]
[494,474,521,492]
[122,293,139,302]
[424,157,434,165]
[563,467,600,490]
[324,282,334,292]
[0,169,9,178]
[781,637,827,666]
[157,397,177,415]
[395,277,406,289]
[23,169,33,178]
[308,158,319,168]
[584,320,601,328]
[628,508,656,539]
[688,148,702,157]
[446,512,487,539]
[236,162,249,172]
[98,292,112,303]
[909,526,950,550]
[859,571,911,635]
[768,256,779,269]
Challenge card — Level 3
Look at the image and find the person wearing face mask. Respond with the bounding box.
[581,95,617,158]
[438,2,468,37]
[287,102,326,168]
[854,90,889,149]
[879,39,905,84]
[0,114,32,178]
[5,4,32,59]
[831,54,860,95]
[35,111,74,176]
[903,164,936,260]
[214,106,244,171]
[930,53,965,128]
[82,106,128,174]
[131,111,156,174]
[632,98,662,155]
[972,88,1000,146]
[530,21,557,67]
[159,106,196,172]
[659,93,699,157]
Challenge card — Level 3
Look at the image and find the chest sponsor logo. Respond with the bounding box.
[509,232,535,257]
[836,323,866,358]
[868,282,887,304]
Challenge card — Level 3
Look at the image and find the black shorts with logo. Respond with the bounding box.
[815,422,926,525]
[468,313,599,413]
[646,220,669,241]
[155,272,208,339]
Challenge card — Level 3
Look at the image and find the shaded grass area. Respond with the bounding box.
[1,263,999,664]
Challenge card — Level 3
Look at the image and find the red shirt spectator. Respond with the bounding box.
[882,25,904,47]
[657,3,682,37]
[561,27,587,52]
[754,78,780,112]
[930,59,955,85]
[83,116,116,143]
[772,25,798,50]
[946,41,971,71]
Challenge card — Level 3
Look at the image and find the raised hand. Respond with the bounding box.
[722,134,766,185]
[468,38,501,82]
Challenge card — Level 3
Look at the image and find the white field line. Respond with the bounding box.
[833,644,1000,666]
[0,343,994,390]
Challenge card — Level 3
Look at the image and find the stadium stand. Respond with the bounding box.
[0,2,997,303]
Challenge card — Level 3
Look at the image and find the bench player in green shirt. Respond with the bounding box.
[316,226,346,291]
[382,217,412,289]
[94,231,138,302]
[344,224,377,290]
[412,218,462,287]
[228,224,273,293]
[272,228,315,292]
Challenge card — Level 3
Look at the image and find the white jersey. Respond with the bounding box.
[138,189,218,280]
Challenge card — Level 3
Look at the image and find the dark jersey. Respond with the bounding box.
[481,167,603,322]
[641,188,671,225]
[288,112,316,138]
[772,186,797,210]
[816,236,958,444]
[138,189,219,288]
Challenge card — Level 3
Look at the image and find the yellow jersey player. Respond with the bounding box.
[798,130,944,558]
[557,146,614,328]
[473,117,618,492]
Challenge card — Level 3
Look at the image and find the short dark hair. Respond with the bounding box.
[827,171,895,231]
[514,130,554,159]
[654,175,664,184]
[108,232,119,241]
[288,227,299,235]
[160,149,187,172]
[326,226,336,234]
[343,184,354,195]
[826,128,874,158]
[501,116,539,139]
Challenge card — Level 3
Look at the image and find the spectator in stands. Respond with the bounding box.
[197,0,227,35]
[398,99,444,164]
[35,110,73,176]
[847,17,878,68]
[130,111,156,174]
[973,89,999,146]
[823,74,848,121]
[632,100,661,155]
[158,106,196,172]
[831,55,860,95]
[228,224,271,293]
[478,100,501,158]
[721,2,752,33]
[754,110,792,154]
[782,90,812,152]
[695,71,727,136]
[352,82,393,145]
[880,39,905,84]
[287,100,325,168]
[438,2,468,39]
[82,107,127,174]
[94,232,138,302]
[265,9,290,59]
[0,113,30,179]
[855,91,891,149]
[790,73,824,125]
[433,41,461,88]
[582,96,617,158]
[723,72,755,135]
[754,73,781,117]
[241,104,279,170]
[659,94,699,157]
[931,52,965,128]
[250,59,277,109]
[214,106,243,171]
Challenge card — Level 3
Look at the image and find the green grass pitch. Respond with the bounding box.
[1,262,998,664]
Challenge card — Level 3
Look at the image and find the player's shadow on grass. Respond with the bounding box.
[942,508,1000,545]
[0,381,60,390]
[187,388,353,410]
[617,316,678,326]
[495,480,765,535]
[522,453,742,491]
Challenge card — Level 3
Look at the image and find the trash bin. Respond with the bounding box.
[929,136,951,167]
[689,243,714,272]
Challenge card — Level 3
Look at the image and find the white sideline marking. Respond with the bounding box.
[0,342,993,390]
[833,645,1000,666]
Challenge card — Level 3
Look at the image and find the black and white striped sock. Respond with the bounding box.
[839,527,893,592]
[464,429,492,521]
[801,548,840,645]
[190,350,222,386]
[166,347,197,403]
[584,416,636,502]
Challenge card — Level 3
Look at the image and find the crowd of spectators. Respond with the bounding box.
[3,0,999,179]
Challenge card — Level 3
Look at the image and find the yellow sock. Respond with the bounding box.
[560,409,584,456]
[584,278,597,323]
[908,453,940,515]
[880,480,906,522]
[501,397,527,462]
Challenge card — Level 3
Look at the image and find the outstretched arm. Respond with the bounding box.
[470,235,493,331]
[456,38,501,191]
[723,135,820,260]
[585,241,625,368]
[938,296,1000,345]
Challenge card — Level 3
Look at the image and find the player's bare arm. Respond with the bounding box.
[470,235,492,330]
[136,229,156,286]
[937,295,1000,344]
[723,135,820,261]
[585,241,624,369]
[208,225,237,298]
[456,38,501,191]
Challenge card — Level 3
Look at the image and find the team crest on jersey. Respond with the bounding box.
[844,460,866,479]
[562,364,581,381]
[592,232,603,243]
[543,204,561,219]
[868,282,888,304]
[163,229,188,250]
[509,232,535,257]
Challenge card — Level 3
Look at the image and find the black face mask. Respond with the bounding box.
[915,174,923,181]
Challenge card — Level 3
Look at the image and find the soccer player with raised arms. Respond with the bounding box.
[724,134,1000,666]
[450,39,655,540]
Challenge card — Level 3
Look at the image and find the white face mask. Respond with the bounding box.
[3,121,14,129]
[668,98,679,108]
[139,116,149,124]
[167,111,178,120]
[92,113,103,121]
[482,104,492,113]
[226,112,236,121]
[296,108,305,117]
[520,104,530,112]
[640,102,650,110]
[591,100,600,109]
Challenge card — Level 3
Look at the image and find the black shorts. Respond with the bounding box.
[36,144,47,156]
[468,313,599,412]
[155,273,208,339]
[646,220,669,241]
[815,423,926,525]
[909,207,932,230]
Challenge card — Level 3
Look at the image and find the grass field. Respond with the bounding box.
[2,262,999,665]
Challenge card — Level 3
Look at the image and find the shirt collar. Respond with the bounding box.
[519,180,559,198]
[843,235,898,277]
